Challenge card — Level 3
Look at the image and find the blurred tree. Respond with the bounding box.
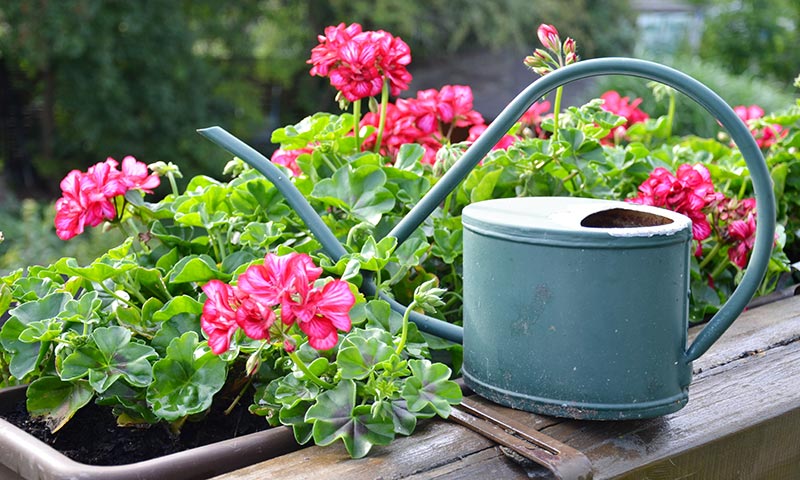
[699,0,799,85]
[0,0,635,198]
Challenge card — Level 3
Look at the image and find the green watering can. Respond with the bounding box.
[198,58,776,420]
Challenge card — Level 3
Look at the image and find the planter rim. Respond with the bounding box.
[0,385,299,480]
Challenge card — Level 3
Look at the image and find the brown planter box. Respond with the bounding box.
[0,385,301,480]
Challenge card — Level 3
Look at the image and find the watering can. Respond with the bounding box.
[198,57,776,420]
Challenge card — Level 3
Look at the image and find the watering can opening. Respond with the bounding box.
[580,208,674,229]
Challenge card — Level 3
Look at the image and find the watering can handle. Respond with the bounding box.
[387,57,775,362]
[199,57,775,363]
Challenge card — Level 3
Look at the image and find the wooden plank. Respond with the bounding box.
[212,296,800,480]
[541,340,800,478]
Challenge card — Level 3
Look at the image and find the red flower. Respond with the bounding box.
[727,218,756,268]
[466,124,518,150]
[627,163,719,243]
[235,296,276,341]
[308,23,363,78]
[237,252,322,324]
[600,91,649,144]
[271,148,309,176]
[734,104,786,149]
[201,280,241,354]
[308,24,412,102]
[119,156,160,193]
[54,170,118,240]
[435,85,484,128]
[290,279,355,351]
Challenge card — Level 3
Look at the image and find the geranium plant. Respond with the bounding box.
[1,21,798,462]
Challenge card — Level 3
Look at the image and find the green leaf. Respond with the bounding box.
[278,400,315,444]
[305,380,395,458]
[311,165,395,225]
[0,292,71,379]
[430,227,462,265]
[274,372,321,408]
[146,331,227,421]
[26,377,94,433]
[336,333,395,380]
[169,255,230,283]
[18,319,63,343]
[402,359,462,417]
[151,296,204,356]
[96,381,159,425]
[372,399,417,436]
[61,326,157,393]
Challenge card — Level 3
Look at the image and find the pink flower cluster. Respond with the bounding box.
[201,252,355,354]
[628,164,759,268]
[361,85,517,164]
[308,23,412,102]
[718,197,757,268]
[54,156,160,240]
[627,164,720,244]
[734,105,786,149]
[600,91,650,144]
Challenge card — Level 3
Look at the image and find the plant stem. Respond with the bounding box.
[698,242,722,271]
[288,351,335,389]
[395,300,417,355]
[353,99,362,152]
[666,89,676,139]
[167,171,180,197]
[552,86,564,146]
[710,255,732,279]
[373,79,390,154]
[224,375,254,416]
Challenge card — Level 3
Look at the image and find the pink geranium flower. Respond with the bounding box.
[727,218,757,268]
[119,156,160,193]
[54,157,160,240]
[289,279,355,350]
[201,280,242,354]
[466,124,518,150]
[237,252,322,324]
[734,104,786,149]
[600,91,649,144]
[271,148,309,176]
[627,163,719,244]
[235,296,277,341]
[309,24,412,102]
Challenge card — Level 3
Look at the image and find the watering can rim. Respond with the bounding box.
[197,56,776,365]
[462,196,692,240]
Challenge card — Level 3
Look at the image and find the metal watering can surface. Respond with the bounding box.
[198,58,776,420]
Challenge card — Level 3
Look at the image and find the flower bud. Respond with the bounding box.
[537,24,561,52]
[565,52,579,65]
[563,37,576,55]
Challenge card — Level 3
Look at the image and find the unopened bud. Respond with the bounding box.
[565,52,579,65]
[537,24,561,52]
[563,37,576,55]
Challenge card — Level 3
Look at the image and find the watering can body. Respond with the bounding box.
[462,197,694,419]
[199,57,776,421]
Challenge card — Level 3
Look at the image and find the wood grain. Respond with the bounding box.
[211,296,800,480]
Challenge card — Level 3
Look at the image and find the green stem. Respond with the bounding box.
[698,242,722,271]
[373,79,390,154]
[224,375,254,416]
[666,90,676,139]
[552,86,564,146]
[167,172,180,197]
[395,300,417,355]
[710,254,732,279]
[353,99,362,152]
[99,283,137,308]
[442,192,453,217]
[288,351,335,389]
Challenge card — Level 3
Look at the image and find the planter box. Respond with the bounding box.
[0,385,300,480]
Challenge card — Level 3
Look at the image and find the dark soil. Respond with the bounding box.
[0,392,271,466]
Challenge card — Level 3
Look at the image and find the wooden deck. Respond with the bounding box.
[212,296,800,480]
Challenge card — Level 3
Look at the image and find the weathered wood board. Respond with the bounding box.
[212,296,800,480]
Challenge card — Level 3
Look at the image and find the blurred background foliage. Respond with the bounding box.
[1,0,798,273]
